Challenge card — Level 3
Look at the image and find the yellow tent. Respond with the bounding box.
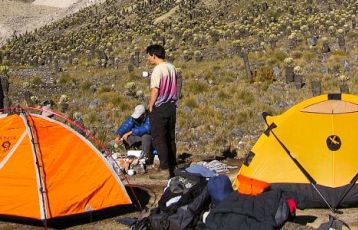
[0,111,131,222]
[236,94,358,209]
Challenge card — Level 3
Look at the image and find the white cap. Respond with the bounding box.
[131,104,145,119]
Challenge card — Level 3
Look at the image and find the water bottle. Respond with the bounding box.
[153,155,160,168]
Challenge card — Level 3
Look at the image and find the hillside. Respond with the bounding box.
[0,0,105,45]
[0,0,357,157]
[0,0,357,229]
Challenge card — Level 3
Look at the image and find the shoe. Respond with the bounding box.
[149,169,170,180]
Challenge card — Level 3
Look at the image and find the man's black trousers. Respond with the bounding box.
[150,102,177,171]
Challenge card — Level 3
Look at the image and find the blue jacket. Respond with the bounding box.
[115,115,151,137]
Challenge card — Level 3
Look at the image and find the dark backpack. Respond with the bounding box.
[148,172,210,230]
[132,217,151,230]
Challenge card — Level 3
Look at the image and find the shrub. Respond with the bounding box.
[303,51,315,62]
[254,66,275,82]
[97,91,128,108]
[183,97,199,109]
[234,111,249,124]
[86,112,97,124]
[268,51,286,65]
[291,51,303,59]
[97,86,111,94]
[236,90,255,105]
[330,50,347,57]
[218,89,231,99]
[32,76,43,85]
[58,73,76,85]
[81,81,92,91]
[186,81,208,94]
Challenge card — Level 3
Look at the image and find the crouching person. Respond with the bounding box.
[115,105,152,159]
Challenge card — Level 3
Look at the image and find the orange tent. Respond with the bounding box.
[0,111,131,221]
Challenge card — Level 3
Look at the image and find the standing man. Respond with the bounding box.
[146,44,178,179]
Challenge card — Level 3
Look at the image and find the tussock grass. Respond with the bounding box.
[254,66,275,82]
[58,72,76,85]
[302,51,316,62]
[80,80,92,91]
[267,50,288,65]
[97,86,111,94]
[185,81,208,95]
[31,76,43,85]
[182,97,199,109]
[235,90,255,105]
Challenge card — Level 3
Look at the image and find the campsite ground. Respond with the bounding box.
[1,161,357,230]
[0,1,357,230]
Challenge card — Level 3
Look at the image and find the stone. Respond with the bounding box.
[307,36,318,48]
[273,66,281,80]
[231,128,243,140]
[183,106,191,114]
[311,80,322,96]
[89,99,101,110]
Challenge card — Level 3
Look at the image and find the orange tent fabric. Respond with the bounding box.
[236,175,270,196]
[0,113,131,220]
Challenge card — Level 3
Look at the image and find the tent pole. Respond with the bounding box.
[269,129,335,212]
[334,173,358,211]
[311,184,334,211]
[262,113,335,212]
[21,113,49,227]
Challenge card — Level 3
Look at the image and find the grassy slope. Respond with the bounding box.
[1,0,358,157]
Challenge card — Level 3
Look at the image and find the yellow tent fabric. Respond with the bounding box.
[0,113,131,220]
[236,94,358,208]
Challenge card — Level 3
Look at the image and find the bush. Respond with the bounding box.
[218,89,231,99]
[303,51,315,62]
[186,81,208,94]
[183,97,199,109]
[32,76,43,85]
[97,92,127,108]
[236,90,255,105]
[58,73,76,85]
[97,86,111,94]
[81,81,92,91]
[254,66,275,82]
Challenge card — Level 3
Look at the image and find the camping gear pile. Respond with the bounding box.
[111,148,156,176]
[128,166,296,230]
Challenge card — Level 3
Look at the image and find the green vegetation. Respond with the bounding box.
[1,0,358,157]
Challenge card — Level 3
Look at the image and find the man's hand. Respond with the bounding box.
[149,87,159,112]
[114,136,123,144]
[123,131,132,141]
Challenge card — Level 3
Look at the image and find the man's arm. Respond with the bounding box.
[132,116,151,136]
[122,131,133,141]
[114,135,122,144]
[149,87,159,112]
[115,117,134,143]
